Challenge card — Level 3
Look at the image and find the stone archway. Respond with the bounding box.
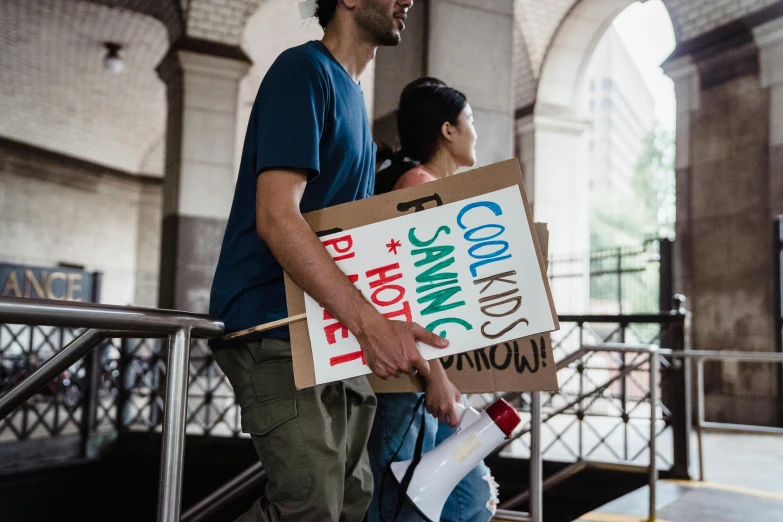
[519,0,676,312]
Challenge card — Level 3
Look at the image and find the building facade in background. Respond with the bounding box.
[584,26,656,198]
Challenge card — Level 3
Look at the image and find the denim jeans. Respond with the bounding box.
[366,393,497,522]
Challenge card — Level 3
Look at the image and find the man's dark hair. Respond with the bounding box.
[315,0,338,30]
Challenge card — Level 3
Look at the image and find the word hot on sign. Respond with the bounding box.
[304,186,557,386]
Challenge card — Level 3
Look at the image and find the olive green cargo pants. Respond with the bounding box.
[212,338,376,522]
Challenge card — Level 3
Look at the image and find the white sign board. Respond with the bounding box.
[304,186,557,385]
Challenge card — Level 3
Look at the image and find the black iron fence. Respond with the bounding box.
[548,238,672,316]
[775,217,783,425]
[1,314,688,471]
[0,329,240,465]
[549,312,688,477]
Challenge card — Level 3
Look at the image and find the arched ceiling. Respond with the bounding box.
[0,0,279,176]
[85,0,185,40]
[185,0,265,45]
[514,0,780,110]
[0,0,169,174]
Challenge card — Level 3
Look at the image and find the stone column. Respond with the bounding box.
[373,0,516,168]
[427,0,515,166]
[755,18,783,216]
[520,112,590,259]
[156,40,251,313]
[665,36,778,425]
[517,112,591,313]
[662,55,700,306]
[755,18,783,426]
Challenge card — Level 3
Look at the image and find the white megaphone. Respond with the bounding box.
[390,398,521,522]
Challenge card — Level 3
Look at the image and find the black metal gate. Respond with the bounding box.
[547,237,673,316]
[775,217,783,426]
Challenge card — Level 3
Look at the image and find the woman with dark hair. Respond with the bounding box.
[367,79,497,522]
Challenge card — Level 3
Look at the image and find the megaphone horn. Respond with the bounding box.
[390,399,521,522]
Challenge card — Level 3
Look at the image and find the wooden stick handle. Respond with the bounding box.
[220,312,308,341]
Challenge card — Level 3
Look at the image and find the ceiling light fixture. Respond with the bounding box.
[103,42,125,74]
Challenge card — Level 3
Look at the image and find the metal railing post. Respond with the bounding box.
[663,295,690,479]
[696,358,705,482]
[117,338,130,431]
[648,351,658,522]
[530,391,542,522]
[680,295,693,480]
[81,340,102,457]
[158,327,192,522]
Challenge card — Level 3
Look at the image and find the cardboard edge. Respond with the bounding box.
[284,272,317,389]
[511,161,560,331]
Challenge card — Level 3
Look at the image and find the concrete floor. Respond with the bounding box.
[573,432,783,522]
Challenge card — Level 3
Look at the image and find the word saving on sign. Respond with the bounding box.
[304,186,556,385]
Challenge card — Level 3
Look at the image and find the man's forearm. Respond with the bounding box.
[260,208,379,336]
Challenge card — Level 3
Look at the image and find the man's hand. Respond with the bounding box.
[256,169,450,381]
[356,314,449,379]
[423,362,461,427]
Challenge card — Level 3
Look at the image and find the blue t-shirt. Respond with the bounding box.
[210,41,376,343]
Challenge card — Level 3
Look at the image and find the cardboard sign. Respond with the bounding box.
[371,228,553,394]
[304,186,556,385]
[285,159,560,390]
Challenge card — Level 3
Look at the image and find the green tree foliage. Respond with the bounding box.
[590,128,675,250]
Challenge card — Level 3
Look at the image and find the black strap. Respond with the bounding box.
[379,394,428,522]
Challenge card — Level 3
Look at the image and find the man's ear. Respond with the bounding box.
[342,0,359,9]
[441,121,456,143]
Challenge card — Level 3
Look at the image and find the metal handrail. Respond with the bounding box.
[504,341,783,521]
[181,463,266,522]
[0,298,223,336]
[686,351,783,482]
[6,295,781,522]
[0,297,224,522]
[494,344,661,521]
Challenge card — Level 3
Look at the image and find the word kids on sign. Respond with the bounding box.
[304,186,557,385]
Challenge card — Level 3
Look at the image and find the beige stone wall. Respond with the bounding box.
[134,183,163,308]
[0,140,162,307]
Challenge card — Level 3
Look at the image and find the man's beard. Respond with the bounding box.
[356,1,401,46]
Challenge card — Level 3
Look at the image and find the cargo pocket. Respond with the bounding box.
[242,397,313,502]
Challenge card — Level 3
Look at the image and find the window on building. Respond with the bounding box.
[603,98,612,110]
[590,99,594,112]
[603,78,612,90]
[590,80,595,91]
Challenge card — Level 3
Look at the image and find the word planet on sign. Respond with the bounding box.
[304,186,556,385]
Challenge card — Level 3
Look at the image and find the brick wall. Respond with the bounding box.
[667,0,778,41]
[186,0,258,45]
[512,0,781,109]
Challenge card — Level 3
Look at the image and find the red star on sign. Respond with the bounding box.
[386,238,402,255]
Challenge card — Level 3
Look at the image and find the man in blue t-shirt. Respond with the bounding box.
[209,1,448,520]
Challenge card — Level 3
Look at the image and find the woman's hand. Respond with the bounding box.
[423,361,462,427]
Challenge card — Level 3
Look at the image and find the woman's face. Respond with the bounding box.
[447,104,478,168]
